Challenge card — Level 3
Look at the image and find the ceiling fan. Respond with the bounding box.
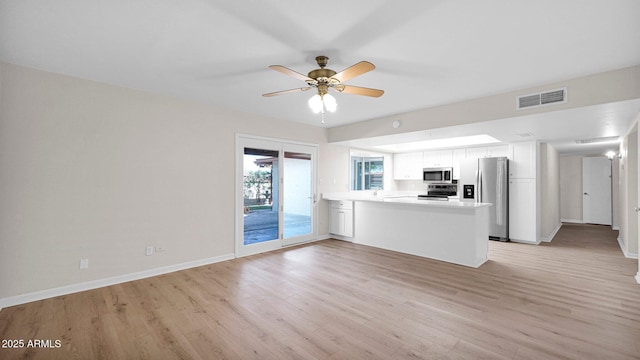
[263,55,384,115]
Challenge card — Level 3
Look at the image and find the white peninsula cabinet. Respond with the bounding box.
[508,141,538,243]
[330,200,353,238]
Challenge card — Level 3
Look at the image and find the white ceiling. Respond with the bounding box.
[1,0,640,154]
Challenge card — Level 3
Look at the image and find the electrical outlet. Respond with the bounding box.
[145,246,154,256]
[79,259,89,270]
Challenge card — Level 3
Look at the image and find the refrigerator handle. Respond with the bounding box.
[496,161,504,225]
[477,170,482,203]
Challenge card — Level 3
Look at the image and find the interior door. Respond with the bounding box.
[583,157,612,225]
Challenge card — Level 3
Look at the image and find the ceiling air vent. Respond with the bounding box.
[517,87,567,110]
[575,136,619,144]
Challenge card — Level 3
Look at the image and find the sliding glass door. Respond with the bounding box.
[236,136,317,257]
[282,144,316,246]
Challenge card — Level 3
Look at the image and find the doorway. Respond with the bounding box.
[583,157,612,225]
[236,135,318,257]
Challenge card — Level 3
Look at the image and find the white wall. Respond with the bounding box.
[560,156,584,222]
[540,143,561,240]
[619,124,638,257]
[0,62,330,302]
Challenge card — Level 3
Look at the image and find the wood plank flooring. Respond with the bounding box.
[1,223,639,359]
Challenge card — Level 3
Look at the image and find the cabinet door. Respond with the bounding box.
[423,150,453,167]
[509,178,536,242]
[393,153,407,180]
[509,142,536,178]
[452,149,466,179]
[394,152,422,180]
[465,147,488,159]
[343,209,353,237]
[330,207,341,235]
[487,145,509,158]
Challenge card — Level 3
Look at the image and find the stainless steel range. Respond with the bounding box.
[418,183,458,201]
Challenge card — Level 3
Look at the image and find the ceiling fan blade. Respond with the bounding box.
[269,65,314,82]
[262,87,312,97]
[332,61,375,82]
[334,85,384,98]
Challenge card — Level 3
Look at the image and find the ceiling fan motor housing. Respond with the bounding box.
[307,55,337,87]
[307,68,337,80]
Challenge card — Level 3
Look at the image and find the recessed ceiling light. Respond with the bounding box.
[373,134,501,152]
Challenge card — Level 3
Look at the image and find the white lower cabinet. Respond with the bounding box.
[330,200,353,237]
[509,178,536,243]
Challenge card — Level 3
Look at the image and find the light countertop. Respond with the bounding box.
[322,192,492,209]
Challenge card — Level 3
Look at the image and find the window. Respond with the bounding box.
[351,156,384,190]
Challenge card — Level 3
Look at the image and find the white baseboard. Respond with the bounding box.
[612,225,620,231]
[0,253,235,309]
[318,233,355,242]
[617,237,639,259]
[636,272,640,285]
[329,234,355,242]
[540,223,562,243]
[561,218,584,224]
[510,239,541,245]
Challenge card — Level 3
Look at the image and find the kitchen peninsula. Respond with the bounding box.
[323,192,492,268]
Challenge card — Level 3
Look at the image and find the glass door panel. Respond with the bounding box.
[243,147,279,245]
[236,136,283,257]
[282,144,317,246]
[283,151,312,239]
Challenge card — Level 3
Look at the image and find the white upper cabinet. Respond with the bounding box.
[394,152,423,180]
[393,142,535,181]
[466,145,509,159]
[486,145,509,158]
[465,147,488,159]
[509,142,536,179]
[451,149,466,179]
[423,149,453,168]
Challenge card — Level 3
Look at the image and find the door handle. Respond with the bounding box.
[635,207,640,213]
[583,192,589,195]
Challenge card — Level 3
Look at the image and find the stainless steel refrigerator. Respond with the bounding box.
[460,157,509,241]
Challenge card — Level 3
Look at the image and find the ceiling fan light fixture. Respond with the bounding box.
[308,93,337,113]
[308,94,323,114]
[323,93,337,112]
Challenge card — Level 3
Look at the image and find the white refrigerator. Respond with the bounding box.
[460,157,509,241]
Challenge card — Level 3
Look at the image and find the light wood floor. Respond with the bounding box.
[1,224,639,359]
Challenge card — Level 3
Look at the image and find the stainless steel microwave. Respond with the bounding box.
[423,167,453,183]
